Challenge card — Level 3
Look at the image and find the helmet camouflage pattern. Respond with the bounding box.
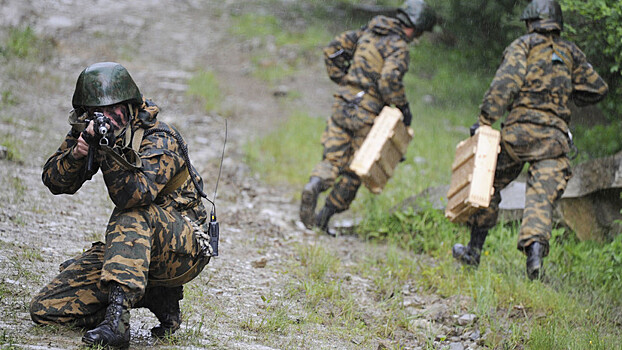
[396,0,436,32]
[520,0,563,31]
[72,62,142,109]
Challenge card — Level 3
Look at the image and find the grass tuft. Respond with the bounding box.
[244,111,325,187]
[186,70,223,114]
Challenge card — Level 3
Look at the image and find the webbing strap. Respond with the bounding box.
[132,128,144,153]
[100,145,142,170]
[159,166,190,197]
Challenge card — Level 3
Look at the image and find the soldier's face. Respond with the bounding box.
[88,104,129,130]
[403,27,423,42]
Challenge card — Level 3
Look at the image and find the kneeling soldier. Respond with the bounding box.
[30,62,212,347]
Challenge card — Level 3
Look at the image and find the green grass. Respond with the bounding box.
[186,70,223,114]
[1,136,24,163]
[244,111,326,187]
[573,122,622,161]
[0,26,55,62]
[382,213,622,349]
[229,13,331,82]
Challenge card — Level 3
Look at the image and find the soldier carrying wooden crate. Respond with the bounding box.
[299,0,436,235]
[451,0,608,280]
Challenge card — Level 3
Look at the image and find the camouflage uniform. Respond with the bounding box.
[311,15,412,213]
[468,20,608,256]
[30,100,210,329]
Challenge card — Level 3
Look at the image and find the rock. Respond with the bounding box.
[273,85,289,97]
[0,146,7,160]
[422,94,435,104]
[251,257,267,268]
[377,341,390,350]
[557,151,622,241]
[457,313,477,326]
[413,156,427,164]
[403,295,424,308]
[449,342,464,350]
[469,329,480,341]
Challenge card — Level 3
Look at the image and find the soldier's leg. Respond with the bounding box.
[302,114,353,228]
[316,170,362,235]
[85,204,201,346]
[315,122,371,235]
[134,285,184,338]
[456,149,524,266]
[519,157,571,279]
[142,207,204,338]
[30,242,108,328]
[101,204,203,297]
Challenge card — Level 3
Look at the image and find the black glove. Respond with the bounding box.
[469,121,480,137]
[397,103,412,127]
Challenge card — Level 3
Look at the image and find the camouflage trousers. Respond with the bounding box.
[468,123,572,257]
[310,98,374,212]
[30,203,209,327]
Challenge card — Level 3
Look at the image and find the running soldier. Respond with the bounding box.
[30,62,212,347]
[452,0,608,280]
[300,0,436,235]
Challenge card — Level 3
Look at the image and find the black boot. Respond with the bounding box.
[526,242,545,280]
[300,176,323,229]
[453,227,488,267]
[82,283,131,348]
[315,204,337,237]
[142,286,183,338]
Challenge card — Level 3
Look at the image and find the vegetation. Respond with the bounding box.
[186,70,223,114]
[242,1,622,348]
[229,12,332,82]
[244,111,326,186]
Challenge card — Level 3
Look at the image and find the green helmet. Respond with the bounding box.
[520,0,563,31]
[72,62,142,109]
[396,0,436,32]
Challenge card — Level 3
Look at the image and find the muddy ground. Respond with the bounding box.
[0,1,482,349]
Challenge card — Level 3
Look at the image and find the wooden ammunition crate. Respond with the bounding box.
[350,106,413,194]
[445,125,501,223]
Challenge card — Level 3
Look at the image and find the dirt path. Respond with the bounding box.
[0,1,481,349]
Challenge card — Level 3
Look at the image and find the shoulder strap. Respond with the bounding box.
[132,128,145,153]
[159,166,190,197]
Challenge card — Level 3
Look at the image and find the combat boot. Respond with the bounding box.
[452,227,488,267]
[300,177,323,229]
[82,283,131,348]
[147,286,183,338]
[526,241,545,280]
[315,204,337,237]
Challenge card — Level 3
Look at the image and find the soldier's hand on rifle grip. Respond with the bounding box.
[72,134,90,159]
[469,121,480,137]
[72,121,95,159]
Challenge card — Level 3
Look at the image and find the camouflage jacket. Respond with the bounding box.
[479,31,608,134]
[324,16,411,117]
[42,101,207,223]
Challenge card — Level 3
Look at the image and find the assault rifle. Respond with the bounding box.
[82,112,113,173]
